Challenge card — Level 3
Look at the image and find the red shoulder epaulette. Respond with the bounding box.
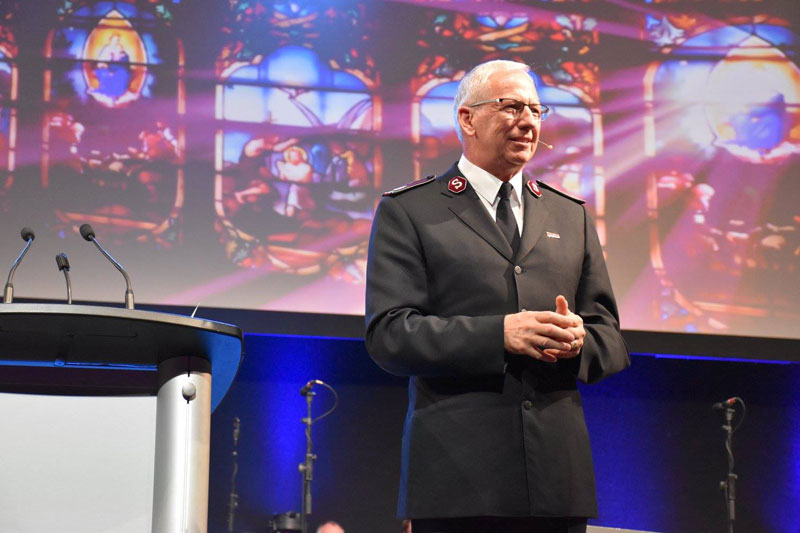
[536,180,585,205]
[382,175,436,197]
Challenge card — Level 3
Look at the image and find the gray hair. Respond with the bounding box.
[452,60,532,142]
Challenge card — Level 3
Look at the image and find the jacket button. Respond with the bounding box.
[522,400,532,410]
[514,265,522,275]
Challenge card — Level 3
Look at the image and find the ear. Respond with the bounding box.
[457,106,477,138]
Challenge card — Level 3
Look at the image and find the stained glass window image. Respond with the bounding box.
[0,20,18,211]
[41,0,186,247]
[213,2,380,312]
[642,16,800,333]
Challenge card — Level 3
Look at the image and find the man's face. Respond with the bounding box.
[464,69,541,179]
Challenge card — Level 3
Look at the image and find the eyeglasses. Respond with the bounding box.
[467,98,550,121]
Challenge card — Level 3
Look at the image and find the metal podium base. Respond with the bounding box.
[152,356,212,533]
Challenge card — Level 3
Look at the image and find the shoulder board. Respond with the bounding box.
[382,175,436,197]
[536,180,585,204]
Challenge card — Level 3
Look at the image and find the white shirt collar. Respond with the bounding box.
[457,154,524,206]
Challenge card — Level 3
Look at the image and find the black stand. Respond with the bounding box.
[299,391,317,533]
[269,380,336,533]
[714,397,745,533]
[720,406,737,533]
[227,417,240,532]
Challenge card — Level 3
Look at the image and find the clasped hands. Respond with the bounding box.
[504,295,585,363]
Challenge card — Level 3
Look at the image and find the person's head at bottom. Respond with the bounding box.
[317,520,344,533]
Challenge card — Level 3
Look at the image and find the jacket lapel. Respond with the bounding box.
[517,179,548,261]
[437,163,515,263]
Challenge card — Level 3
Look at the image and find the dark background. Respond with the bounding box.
[207,335,800,533]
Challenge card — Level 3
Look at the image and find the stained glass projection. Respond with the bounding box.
[42,0,186,247]
[643,15,800,333]
[214,1,380,312]
[0,19,17,212]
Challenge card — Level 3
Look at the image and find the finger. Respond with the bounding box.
[566,325,585,340]
[519,343,556,363]
[544,348,578,360]
[535,336,573,352]
[534,347,558,363]
[555,295,569,315]
[533,311,575,329]
[537,323,576,344]
[562,311,581,328]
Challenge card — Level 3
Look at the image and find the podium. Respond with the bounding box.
[0,303,243,533]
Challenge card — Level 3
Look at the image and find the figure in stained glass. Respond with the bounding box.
[215,1,379,280]
[43,0,185,246]
[644,16,800,332]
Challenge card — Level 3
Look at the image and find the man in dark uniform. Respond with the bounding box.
[365,60,630,533]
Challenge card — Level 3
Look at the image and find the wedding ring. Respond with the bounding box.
[571,340,578,351]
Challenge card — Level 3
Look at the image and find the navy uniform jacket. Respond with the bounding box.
[365,163,630,519]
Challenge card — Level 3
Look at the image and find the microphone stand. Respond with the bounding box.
[299,391,316,533]
[716,397,745,533]
[296,380,338,533]
[720,406,737,533]
[227,417,240,532]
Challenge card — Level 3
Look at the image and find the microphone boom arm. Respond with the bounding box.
[80,224,134,310]
[4,228,36,304]
[88,238,135,310]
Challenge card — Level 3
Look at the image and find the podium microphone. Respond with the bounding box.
[3,227,35,304]
[55,253,72,304]
[79,224,135,309]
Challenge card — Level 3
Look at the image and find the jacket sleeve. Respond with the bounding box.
[364,195,507,378]
[572,207,631,384]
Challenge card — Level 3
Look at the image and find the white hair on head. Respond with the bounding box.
[453,60,532,142]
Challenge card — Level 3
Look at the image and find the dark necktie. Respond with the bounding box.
[496,181,520,255]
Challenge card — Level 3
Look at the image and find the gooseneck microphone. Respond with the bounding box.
[3,227,35,303]
[55,253,72,304]
[79,223,135,309]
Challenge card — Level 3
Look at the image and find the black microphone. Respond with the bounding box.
[3,227,35,304]
[300,379,323,396]
[537,139,554,150]
[79,223,135,309]
[56,253,72,304]
[713,397,737,410]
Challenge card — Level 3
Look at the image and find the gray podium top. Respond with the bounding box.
[0,303,243,411]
